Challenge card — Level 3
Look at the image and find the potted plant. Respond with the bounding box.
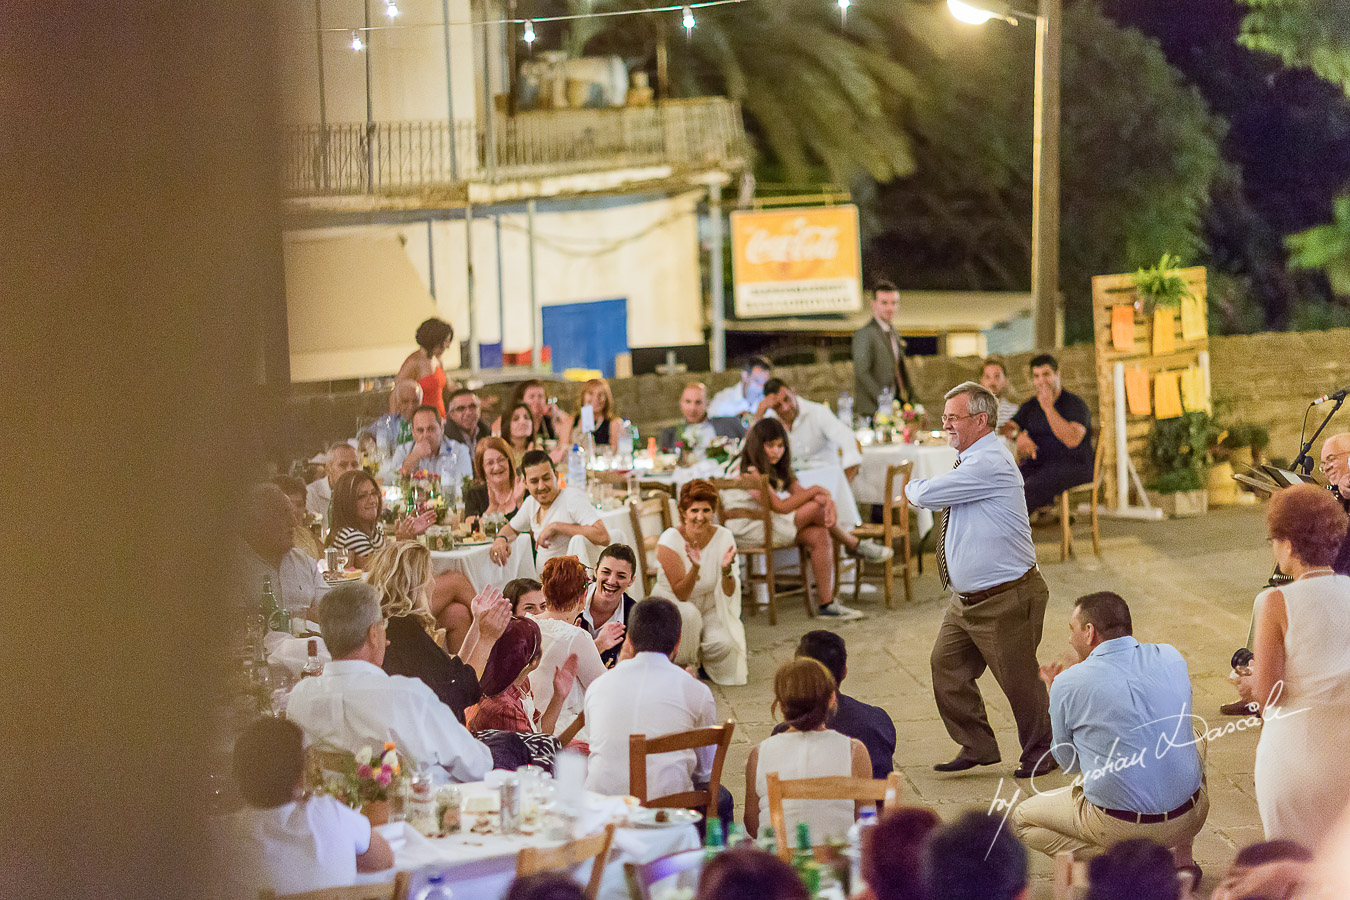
[1133,253,1193,310]
[1144,411,1222,517]
[1220,423,1270,469]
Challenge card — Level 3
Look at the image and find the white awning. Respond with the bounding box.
[284,230,437,381]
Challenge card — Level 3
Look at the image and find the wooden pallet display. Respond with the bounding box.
[1091,266,1209,509]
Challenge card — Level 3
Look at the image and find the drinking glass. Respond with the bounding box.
[335,548,349,571]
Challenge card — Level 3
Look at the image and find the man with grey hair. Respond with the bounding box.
[286,582,492,783]
[238,483,330,618]
[306,441,360,521]
[905,381,1054,779]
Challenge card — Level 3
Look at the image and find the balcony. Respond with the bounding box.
[283,97,749,200]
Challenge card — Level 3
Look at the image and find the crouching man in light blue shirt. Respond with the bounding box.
[1013,591,1209,880]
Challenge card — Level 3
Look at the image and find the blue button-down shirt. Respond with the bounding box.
[1049,636,1203,813]
[904,431,1036,593]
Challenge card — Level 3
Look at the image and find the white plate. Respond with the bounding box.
[627,807,702,829]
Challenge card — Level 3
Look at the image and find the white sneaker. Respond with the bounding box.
[817,601,864,620]
[851,539,895,563]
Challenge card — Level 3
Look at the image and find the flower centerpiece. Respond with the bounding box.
[308,742,405,825]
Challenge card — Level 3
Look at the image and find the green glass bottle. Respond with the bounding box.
[793,822,822,895]
[756,825,777,855]
[261,577,290,634]
[703,818,725,862]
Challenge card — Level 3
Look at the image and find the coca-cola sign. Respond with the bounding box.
[731,205,862,318]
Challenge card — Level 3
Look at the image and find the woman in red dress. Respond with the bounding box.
[396,318,454,417]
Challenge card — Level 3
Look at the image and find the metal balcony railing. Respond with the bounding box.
[283,97,748,198]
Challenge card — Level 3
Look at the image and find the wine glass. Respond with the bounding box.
[335,548,350,572]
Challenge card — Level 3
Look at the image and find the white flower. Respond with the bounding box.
[381,750,399,769]
[355,746,373,766]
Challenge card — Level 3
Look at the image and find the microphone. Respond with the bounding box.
[1312,387,1349,406]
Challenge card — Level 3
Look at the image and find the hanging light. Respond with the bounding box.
[385,0,399,17]
[947,0,1014,25]
[522,19,537,43]
[837,0,850,23]
[350,29,365,51]
[682,6,696,36]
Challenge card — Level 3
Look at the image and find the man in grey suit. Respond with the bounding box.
[852,280,917,419]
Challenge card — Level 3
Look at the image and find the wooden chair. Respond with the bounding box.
[629,721,735,820]
[850,461,915,607]
[516,823,616,900]
[1056,438,1106,561]
[259,872,412,900]
[558,710,586,747]
[628,493,673,595]
[711,475,812,626]
[765,771,902,863]
[1052,850,1196,900]
[624,848,706,900]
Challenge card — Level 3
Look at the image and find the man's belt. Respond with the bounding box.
[1095,788,1202,825]
[957,566,1039,605]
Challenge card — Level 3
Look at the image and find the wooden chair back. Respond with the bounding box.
[558,710,586,747]
[852,461,915,607]
[765,771,901,862]
[624,848,706,900]
[1052,850,1195,900]
[628,721,735,817]
[709,475,774,538]
[1058,437,1106,561]
[709,476,811,624]
[516,823,616,900]
[259,872,412,900]
[628,494,673,594]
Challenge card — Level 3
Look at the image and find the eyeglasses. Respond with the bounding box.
[940,413,981,426]
[1320,452,1350,473]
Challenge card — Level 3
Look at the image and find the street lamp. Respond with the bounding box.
[948,0,1061,350]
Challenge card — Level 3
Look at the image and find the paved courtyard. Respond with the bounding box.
[708,503,1273,896]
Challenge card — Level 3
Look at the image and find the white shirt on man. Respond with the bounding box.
[391,436,473,486]
[770,396,863,471]
[509,487,602,568]
[286,659,492,783]
[238,544,330,615]
[904,431,1036,593]
[305,477,333,518]
[224,795,370,896]
[583,651,717,798]
[708,384,756,418]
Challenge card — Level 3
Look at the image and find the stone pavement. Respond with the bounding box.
[706,504,1273,897]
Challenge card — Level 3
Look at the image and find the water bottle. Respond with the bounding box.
[837,392,853,427]
[417,873,453,900]
[875,386,894,427]
[567,443,587,491]
[616,420,633,469]
[847,808,878,898]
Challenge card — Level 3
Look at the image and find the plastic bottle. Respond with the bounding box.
[567,443,586,491]
[847,807,878,898]
[416,872,453,900]
[837,391,853,428]
[875,387,894,427]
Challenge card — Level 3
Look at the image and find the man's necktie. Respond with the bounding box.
[936,456,962,591]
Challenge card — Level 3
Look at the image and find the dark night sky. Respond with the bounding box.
[1101,0,1350,236]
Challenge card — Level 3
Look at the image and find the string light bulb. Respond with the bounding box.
[837,0,850,23]
[682,6,695,35]
[385,0,399,17]
[522,19,536,43]
[350,30,365,51]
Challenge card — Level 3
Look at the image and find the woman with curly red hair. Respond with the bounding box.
[653,479,747,685]
[1246,484,1350,847]
[525,556,608,741]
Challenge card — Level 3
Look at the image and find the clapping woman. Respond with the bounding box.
[325,470,434,569]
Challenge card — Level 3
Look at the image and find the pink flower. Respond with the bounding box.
[356,764,373,779]
[376,770,392,787]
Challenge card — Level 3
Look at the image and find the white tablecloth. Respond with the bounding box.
[852,443,959,534]
[361,795,699,900]
[430,534,537,589]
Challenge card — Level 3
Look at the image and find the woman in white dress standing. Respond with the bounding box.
[743,658,871,843]
[654,479,747,685]
[1247,484,1350,848]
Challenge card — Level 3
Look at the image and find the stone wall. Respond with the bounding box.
[281,329,1350,466]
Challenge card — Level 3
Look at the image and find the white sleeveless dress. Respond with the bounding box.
[755,730,855,844]
[1253,573,1350,847]
[652,525,747,685]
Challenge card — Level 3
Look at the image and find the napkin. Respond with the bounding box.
[265,633,332,676]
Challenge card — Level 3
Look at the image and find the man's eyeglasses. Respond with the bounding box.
[1320,451,1350,474]
[940,413,981,426]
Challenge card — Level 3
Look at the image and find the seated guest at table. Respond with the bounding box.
[396,316,454,417]
[697,849,809,900]
[756,378,864,480]
[923,811,1029,900]
[444,387,491,449]
[980,355,1020,435]
[272,474,324,560]
[527,556,609,740]
[287,581,493,782]
[490,450,611,570]
[224,716,392,896]
[1237,484,1350,849]
[771,631,896,780]
[468,616,577,746]
[306,441,360,522]
[393,404,473,485]
[659,382,746,452]
[238,483,330,618]
[709,355,774,419]
[584,598,724,810]
[1084,839,1181,900]
[1013,592,1208,877]
[365,379,422,452]
[577,543,639,668]
[505,873,587,900]
[728,418,890,619]
[744,658,870,842]
[366,541,511,722]
[576,377,623,450]
[1211,839,1313,900]
[1011,354,1094,514]
[466,435,526,520]
[504,577,546,617]
[326,470,435,569]
[861,806,941,900]
[493,380,571,461]
[501,402,540,463]
[654,479,747,685]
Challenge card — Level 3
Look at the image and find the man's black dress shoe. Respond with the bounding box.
[933,756,1000,773]
[1013,757,1059,779]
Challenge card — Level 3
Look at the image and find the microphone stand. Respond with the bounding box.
[1293,394,1347,475]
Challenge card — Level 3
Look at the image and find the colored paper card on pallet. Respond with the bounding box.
[1152,308,1176,356]
[1111,305,1136,351]
[1125,368,1152,416]
[1154,371,1184,419]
